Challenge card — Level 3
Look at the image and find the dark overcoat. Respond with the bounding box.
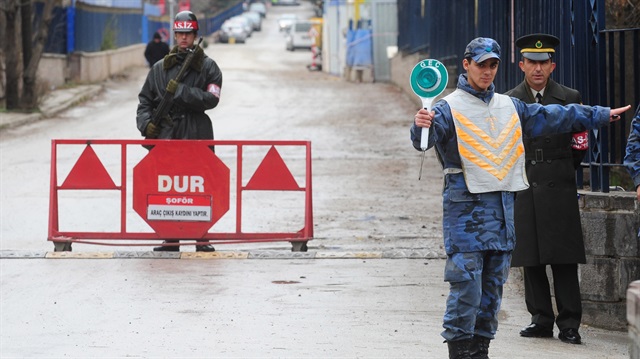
[136,45,223,140]
[506,79,587,266]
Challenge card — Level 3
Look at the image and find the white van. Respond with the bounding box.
[249,2,267,18]
[285,21,314,51]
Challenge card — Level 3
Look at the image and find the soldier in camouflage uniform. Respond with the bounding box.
[410,37,630,359]
[625,104,640,201]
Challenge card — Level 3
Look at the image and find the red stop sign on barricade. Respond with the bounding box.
[133,141,230,238]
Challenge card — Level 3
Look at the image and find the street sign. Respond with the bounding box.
[409,59,448,150]
[133,142,230,238]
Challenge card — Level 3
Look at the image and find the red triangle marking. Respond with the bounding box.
[60,145,117,189]
[245,146,301,191]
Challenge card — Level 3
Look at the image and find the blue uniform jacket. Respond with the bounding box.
[410,74,611,254]
[624,104,640,189]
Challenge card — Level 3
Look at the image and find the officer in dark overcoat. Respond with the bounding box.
[506,33,587,345]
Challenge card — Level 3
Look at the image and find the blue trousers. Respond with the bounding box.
[441,251,511,341]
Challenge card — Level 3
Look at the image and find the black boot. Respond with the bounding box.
[195,244,215,252]
[153,240,179,252]
[447,339,472,359]
[470,336,490,359]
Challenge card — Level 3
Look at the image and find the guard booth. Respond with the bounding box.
[48,139,313,252]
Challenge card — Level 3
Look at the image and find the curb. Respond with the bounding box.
[0,84,104,131]
[0,249,446,260]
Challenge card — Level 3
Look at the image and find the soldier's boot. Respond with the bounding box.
[153,240,179,252]
[195,244,216,252]
[447,339,472,359]
[470,335,490,359]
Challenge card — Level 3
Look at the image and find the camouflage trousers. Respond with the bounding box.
[441,250,511,341]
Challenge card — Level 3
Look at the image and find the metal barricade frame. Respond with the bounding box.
[48,139,313,252]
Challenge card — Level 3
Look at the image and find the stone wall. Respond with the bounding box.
[580,191,640,330]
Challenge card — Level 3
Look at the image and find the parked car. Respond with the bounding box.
[273,0,300,5]
[228,15,253,37]
[285,20,314,51]
[277,13,297,32]
[249,2,267,18]
[242,11,262,31]
[218,21,248,43]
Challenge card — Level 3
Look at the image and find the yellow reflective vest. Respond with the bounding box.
[444,89,529,193]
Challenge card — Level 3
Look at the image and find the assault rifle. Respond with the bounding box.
[145,36,203,139]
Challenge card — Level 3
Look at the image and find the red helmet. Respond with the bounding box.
[173,11,199,33]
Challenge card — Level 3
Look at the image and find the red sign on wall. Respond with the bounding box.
[132,142,230,238]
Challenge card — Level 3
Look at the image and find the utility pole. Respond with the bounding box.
[169,0,175,47]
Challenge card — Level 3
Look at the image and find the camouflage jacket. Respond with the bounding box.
[625,104,640,189]
[410,74,611,254]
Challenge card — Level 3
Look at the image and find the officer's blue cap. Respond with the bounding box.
[464,37,501,63]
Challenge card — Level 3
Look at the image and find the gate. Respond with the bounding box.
[48,139,313,252]
[396,0,640,192]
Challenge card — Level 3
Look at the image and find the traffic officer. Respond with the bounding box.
[506,33,586,345]
[136,10,223,252]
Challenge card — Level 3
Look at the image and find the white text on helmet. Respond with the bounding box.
[174,21,196,29]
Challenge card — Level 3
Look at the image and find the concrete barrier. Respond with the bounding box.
[37,44,147,87]
[38,53,68,89]
[68,44,147,83]
[580,191,640,330]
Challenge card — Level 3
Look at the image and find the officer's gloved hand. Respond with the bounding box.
[145,122,160,138]
[166,79,179,94]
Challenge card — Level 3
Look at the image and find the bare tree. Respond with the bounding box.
[22,0,55,109]
[3,0,21,110]
[1,0,55,111]
[0,2,6,100]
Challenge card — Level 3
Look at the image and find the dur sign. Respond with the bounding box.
[133,142,230,238]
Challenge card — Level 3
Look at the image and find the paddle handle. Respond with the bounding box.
[420,97,434,150]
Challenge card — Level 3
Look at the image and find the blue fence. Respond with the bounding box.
[38,1,243,53]
[397,0,639,192]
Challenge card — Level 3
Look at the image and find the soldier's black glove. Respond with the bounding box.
[145,122,160,138]
[166,79,179,94]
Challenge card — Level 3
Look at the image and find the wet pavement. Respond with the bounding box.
[0,254,630,358]
[0,2,632,358]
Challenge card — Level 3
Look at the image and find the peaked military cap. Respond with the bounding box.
[515,33,559,61]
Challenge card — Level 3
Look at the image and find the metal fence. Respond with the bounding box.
[37,1,243,54]
[397,0,639,192]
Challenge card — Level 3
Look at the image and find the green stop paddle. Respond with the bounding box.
[410,59,449,150]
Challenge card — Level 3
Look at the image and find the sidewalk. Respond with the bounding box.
[0,84,103,130]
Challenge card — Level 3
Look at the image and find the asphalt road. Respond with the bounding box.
[0,2,631,358]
